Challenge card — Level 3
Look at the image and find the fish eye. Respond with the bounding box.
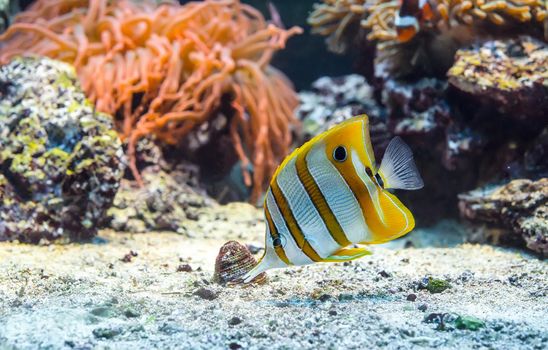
[374,173,385,188]
[333,146,347,162]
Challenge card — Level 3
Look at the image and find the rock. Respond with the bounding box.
[448,36,548,123]
[318,294,333,302]
[228,316,242,326]
[424,313,458,331]
[123,308,140,318]
[418,304,428,312]
[382,78,450,140]
[0,57,124,243]
[176,264,193,272]
[459,178,547,255]
[455,315,485,331]
[381,77,487,171]
[193,287,219,301]
[406,294,417,302]
[120,250,138,263]
[107,166,213,233]
[378,270,391,278]
[418,277,452,294]
[90,306,116,318]
[92,327,122,339]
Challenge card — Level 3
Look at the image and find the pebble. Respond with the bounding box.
[176,264,193,272]
[418,304,428,312]
[407,294,417,302]
[120,250,138,263]
[229,342,242,350]
[319,294,332,302]
[328,310,338,316]
[228,316,242,325]
[378,270,391,278]
[194,287,219,300]
[92,327,122,339]
[124,307,140,318]
[508,275,521,286]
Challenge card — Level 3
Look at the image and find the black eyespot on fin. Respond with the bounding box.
[333,146,347,162]
[375,173,384,188]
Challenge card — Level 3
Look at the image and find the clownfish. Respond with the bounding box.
[243,115,423,283]
[395,0,434,42]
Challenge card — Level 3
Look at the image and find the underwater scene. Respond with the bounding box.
[0,0,546,349]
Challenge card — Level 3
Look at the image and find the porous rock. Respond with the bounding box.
[0,57,124,243]
[459,178,547,255]
[448,36,548,123]
[107,166,213,234]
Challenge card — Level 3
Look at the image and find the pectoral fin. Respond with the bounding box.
[378,136,423,190]
[322,246,372,262]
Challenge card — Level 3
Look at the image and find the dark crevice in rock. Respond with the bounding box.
[0,159,32,201]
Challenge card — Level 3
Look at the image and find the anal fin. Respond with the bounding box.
[322,246,372,262]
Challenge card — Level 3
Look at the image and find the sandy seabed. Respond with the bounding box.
[0,205,546,350]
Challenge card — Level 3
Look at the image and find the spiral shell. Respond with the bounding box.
[213,241,267,285]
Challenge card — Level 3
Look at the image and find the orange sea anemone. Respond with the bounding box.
[0,0,302,202]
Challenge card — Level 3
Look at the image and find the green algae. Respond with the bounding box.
[455,315,485,331]
[426,278,451,293]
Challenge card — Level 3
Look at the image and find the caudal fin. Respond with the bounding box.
[378,137,424,190]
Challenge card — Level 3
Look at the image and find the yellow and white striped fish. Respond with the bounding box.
[243,115,423,283]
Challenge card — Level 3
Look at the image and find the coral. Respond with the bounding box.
[310,0,546,51]
[308,0,368,53]
[309,0,546,76]
[448,36,548,122]
[213,241,267,284]
[458,178,547,255]
[0,57,124,243]
[0,0,302,202]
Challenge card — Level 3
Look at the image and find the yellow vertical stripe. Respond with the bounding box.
[295,150,351,247]
[264,206,291,265]
[270,180,322,262]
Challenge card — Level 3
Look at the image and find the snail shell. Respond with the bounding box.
[213,241,267,285]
